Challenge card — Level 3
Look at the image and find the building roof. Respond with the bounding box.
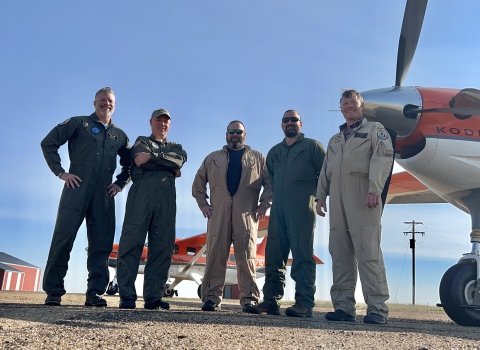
[0,252,39,268]
[0,262,23,273]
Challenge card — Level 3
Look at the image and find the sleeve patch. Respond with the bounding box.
[58,118,71,126]
[377,130,389,140]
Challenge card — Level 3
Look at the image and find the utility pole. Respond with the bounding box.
[404,220,425,305]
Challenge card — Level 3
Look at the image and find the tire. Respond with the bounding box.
[106,281,119,296]
[197,284,202,299]
[440,261,480,326]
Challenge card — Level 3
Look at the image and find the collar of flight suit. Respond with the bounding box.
[89,113,116,128]
[222,145,251,153]
[282,132,305,147]
[148,134,169,144]
[339,117,365,132]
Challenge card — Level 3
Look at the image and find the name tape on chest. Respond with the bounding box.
[107,132,118,141]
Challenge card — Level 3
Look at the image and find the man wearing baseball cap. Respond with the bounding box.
[116,108,187,310]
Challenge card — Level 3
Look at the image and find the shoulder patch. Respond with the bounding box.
[58,118,71,126]
[377,130,389,140]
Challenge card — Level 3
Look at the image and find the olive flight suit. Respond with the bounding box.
[117,136,187,303]
[41,113,131,297]
[316,119,394,318]
[264,134,325,309]
[192,146,272,306]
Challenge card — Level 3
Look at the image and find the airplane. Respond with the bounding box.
[361,0,480,326]
[105,216,324,299]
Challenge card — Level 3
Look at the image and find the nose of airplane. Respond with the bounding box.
[362,86,423,138]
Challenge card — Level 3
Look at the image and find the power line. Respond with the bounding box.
[393,245,409,304]
[423,224,467,252]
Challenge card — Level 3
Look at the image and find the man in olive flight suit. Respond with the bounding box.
[192,120,272,312]
[248,110,325,318]
[316,89,394,325]
[41,87,131,307]
[117,109,187,310]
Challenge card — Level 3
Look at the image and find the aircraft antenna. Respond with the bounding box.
[404,220,425,305]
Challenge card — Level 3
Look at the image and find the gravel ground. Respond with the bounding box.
[1,291,479,349]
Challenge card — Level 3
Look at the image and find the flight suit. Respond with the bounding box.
[192,146,272,306]
[117,135,187,303]
[41,113,131,297]
[264,134,325,309]
[316,119,394,318]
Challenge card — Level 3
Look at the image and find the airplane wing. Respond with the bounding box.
[175,233,207,248]
[386,171,447,204]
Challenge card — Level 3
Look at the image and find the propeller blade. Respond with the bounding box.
[395,0,428,87]
[404,107,480,115]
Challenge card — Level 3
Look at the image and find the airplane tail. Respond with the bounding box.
[257,236,267,256]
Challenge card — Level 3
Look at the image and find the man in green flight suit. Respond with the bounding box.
[116,109,187,310]
[41,87,131,307]
[248,110,325,317]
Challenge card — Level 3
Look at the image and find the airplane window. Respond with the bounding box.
[173,244,179,254]
[187,247,196,256]
[229,255,236,262]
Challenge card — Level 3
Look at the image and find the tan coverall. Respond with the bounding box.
[316,119,394,318]
[192,145,272,306]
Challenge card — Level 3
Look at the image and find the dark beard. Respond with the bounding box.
[227,139,244,149]
[284,129,299,138]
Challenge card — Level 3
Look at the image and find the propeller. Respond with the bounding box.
[404,107,480,116]
[395,0,428,87]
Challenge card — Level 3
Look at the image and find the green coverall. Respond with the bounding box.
[41,114,131,297]
[117,136,187,303]
[264,134,325,309]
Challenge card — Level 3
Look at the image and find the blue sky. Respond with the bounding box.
[1,1,479,305]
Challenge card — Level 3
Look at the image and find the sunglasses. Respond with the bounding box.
[227,129,244,134]
[282,117,300,123]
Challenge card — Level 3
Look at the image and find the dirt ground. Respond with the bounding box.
[1,291,479,349]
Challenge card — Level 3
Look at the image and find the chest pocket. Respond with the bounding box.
[349,136,372,175]
[210,157,227,189]
[243,155,261,190]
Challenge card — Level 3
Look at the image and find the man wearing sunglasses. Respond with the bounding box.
[316,90,393,325]
[248,110,325,317]
[192,121,272,313]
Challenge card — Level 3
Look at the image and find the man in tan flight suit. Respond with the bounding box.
[316,89,394,325]
[192,120,272,312]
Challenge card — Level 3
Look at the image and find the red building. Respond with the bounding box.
[0,252,42,292]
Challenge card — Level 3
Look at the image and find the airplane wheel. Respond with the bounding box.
[106,281,119,296]
[163,284,174,298]
[197,284,202,299]
[440,261,480,326]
